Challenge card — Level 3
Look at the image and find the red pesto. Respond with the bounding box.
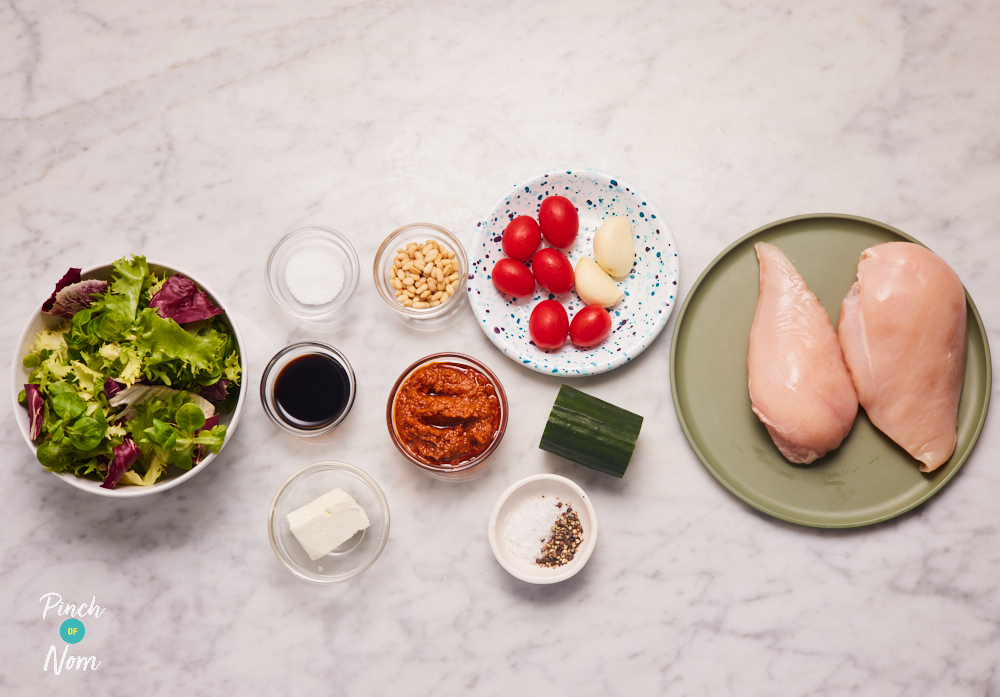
[393,362,501,466]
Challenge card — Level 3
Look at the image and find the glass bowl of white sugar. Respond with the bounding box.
[488,473,598,584]
[266,226,360,324]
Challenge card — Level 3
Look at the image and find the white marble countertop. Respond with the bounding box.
[2,1,998,694]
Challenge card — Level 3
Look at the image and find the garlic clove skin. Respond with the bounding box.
[575,257,624,307]
[593,216,635,278]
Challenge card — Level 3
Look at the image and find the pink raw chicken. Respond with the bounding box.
[838,242,966,472]
[749,242,859,464]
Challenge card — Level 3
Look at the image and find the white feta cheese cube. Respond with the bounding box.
[286,487,371,561]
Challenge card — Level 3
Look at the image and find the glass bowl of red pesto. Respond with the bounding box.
[386,352,508,481]
[373,223,469,321]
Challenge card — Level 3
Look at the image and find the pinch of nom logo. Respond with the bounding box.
[40,592,104,675]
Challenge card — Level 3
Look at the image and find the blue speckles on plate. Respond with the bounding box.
[468,169,680,376]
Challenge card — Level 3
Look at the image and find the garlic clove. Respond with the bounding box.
[593,216,635,278]
[575,257,624,308]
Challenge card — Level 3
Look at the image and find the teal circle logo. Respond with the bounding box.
[60,618,85,644]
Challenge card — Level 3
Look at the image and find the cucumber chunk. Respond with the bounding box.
[539,385,643,478]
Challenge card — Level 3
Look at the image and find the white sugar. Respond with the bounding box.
[503,496,563,563]
[285,248,345,305]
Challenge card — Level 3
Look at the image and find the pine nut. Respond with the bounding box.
[389,237,458,309]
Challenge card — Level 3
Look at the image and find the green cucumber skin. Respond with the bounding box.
[539,385,643,478]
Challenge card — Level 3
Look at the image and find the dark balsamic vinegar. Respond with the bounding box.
[274,354,349,429]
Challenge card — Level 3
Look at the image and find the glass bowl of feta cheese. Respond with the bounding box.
[268,461,390,583]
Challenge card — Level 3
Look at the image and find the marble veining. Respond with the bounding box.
[1,1,999,695]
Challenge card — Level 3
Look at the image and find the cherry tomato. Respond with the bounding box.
[569,305,612,348]
[502,216,541,262]
[529,299,569,350]
[538,196,579,248]
[531,248,574,295]
[492,258,535,297]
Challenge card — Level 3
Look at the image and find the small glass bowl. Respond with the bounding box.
[373,223,468,320]
[488,474,598,584]
[266,226,360,323]
[260,342,356,437]
[269,461,390,584]
[386,352,508,481]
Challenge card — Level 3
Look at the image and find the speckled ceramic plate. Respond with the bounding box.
[670,214,992,528]
[469,170,679,375]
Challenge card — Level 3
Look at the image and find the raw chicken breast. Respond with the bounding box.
[838,241,966,472]
[749,243,859,464]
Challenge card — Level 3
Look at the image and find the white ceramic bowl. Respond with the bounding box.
[268,461,390,584]
[11,260,247,497]
[488,473,598,584]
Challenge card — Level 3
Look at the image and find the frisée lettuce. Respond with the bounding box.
[18,255,242,488]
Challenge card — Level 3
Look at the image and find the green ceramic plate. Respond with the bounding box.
[670,214,992,528]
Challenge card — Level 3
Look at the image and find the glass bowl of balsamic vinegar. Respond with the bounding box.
[261,342,356,436]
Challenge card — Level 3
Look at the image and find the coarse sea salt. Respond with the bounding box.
[285,248,345,305]
[503,496,565,563]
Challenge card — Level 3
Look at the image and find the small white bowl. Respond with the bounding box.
[266,226,360,324]
[488,473,598,584]
[11,260,247,498]
[269,461,390,584]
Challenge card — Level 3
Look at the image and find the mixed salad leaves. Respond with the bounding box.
[18,256,242,489]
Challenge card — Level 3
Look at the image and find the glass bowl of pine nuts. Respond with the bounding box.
[373,223,468,320]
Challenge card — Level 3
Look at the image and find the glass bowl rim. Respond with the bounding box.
[266,225,360,320]
[372,223,468,319]
[267,460,391,584]
[385,352,508,475]
[259,341,357,437]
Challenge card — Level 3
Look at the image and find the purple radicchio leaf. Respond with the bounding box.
[101,438,141,490]
[47,279,110,319]
[192,414,221,465]
[42,268,81,313]
[199,414,220,432]
[149,274,224,324]
[103,378,124,399]
[25,384,44,441]
[198,380,230,404]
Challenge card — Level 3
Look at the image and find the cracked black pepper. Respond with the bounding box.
[536,507,583,568]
